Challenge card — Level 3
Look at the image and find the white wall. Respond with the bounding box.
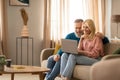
[5,0,44,66]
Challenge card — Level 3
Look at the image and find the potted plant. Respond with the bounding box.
[0,55,6,71]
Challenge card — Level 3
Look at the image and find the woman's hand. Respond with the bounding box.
[53,54,60,62]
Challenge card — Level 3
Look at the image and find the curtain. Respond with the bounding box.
[88,0,106,34]
[98,0,106,34]
[0,0,3,55]
[43,0,106,48]
[43,0,51,48]
[0,2,1,54]
[82,0,106,34]
[50,0,70,47]
[43,0,70,48]
[0,0,8,56]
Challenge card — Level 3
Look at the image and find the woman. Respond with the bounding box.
[60,19,104,80]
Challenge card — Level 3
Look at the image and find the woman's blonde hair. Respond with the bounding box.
[83,19,95,39]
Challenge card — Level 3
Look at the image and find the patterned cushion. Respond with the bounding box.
[104,43,120,55]
[41,60,47,68]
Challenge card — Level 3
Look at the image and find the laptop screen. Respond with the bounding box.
[61,39,78,54]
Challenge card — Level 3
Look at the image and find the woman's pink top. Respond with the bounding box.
[78,36,104,58]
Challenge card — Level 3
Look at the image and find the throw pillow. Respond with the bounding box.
[53,43,61,55]
[112,48,120,54]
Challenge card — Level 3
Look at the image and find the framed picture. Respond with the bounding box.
[9,0,29,6]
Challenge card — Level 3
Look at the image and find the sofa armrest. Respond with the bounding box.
[40,48,55,64]
[90,58,120,80]
[101,54,120,61]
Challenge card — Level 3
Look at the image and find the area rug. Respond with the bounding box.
[0,74,39,80]
[0,74,62,80]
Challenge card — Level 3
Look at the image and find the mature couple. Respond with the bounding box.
[45,19,109,80]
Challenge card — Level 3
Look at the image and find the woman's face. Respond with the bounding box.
[82,23,91,35]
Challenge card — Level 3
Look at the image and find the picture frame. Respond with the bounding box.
[9,0,29,6]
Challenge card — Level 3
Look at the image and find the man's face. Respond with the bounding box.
[74,22,83,37]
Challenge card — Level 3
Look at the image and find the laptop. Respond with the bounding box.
[61,39,78,54]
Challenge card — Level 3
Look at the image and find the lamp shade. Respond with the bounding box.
[111,15,120,23]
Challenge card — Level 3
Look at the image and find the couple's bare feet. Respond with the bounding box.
[61,76,69,80]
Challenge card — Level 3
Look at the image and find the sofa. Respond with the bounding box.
[90,55,120,80]
[40,41,120,80]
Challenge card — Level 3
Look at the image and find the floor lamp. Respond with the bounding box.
[111,15,120,39]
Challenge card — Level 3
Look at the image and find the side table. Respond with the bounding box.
[16,37,33,65]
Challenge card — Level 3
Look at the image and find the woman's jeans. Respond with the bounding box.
[45,55,60,80]
[60,53,98,79]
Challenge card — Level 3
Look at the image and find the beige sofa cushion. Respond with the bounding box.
[41,60,91,80]
[73,65,91,80]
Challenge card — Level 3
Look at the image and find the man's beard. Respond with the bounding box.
[75,32,83,38]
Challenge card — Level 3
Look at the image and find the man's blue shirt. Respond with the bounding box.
[57,32,109,56]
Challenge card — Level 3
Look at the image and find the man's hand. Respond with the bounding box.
[53,54,60,62]
[77,48,83,54]
[95,32,104,39]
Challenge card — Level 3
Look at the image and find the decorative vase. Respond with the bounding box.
[21,25,29,38]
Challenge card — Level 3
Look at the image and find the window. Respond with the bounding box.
[50,0,110,41]
[50,0,88,40]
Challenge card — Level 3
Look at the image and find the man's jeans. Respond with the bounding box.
[45,55,60,80]
[60,53,98,78]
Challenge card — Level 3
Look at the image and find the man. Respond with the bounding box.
[45,19,109,80]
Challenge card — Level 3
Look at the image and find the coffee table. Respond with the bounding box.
[0,65,50,80]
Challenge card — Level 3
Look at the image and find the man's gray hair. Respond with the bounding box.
[74,19,83,23]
